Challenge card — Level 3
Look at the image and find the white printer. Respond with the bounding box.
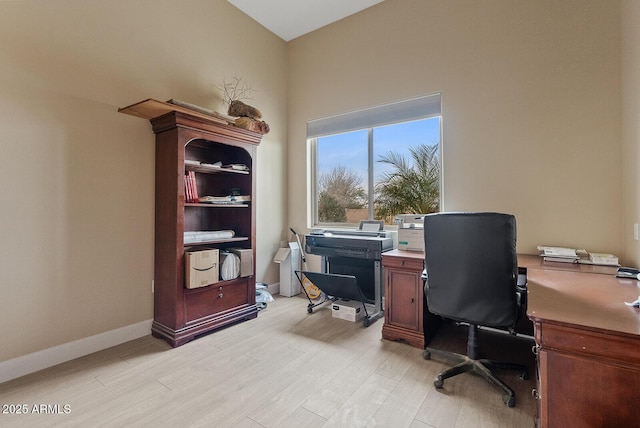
[394,214,426,252]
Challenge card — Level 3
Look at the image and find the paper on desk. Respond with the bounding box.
[362,222,381,232]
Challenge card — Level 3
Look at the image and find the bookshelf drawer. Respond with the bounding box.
[185,281,249,322]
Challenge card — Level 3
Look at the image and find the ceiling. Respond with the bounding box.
[227,0,385,41]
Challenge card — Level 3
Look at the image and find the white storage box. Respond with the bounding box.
[185,249,219,289]
[331,300,365,322]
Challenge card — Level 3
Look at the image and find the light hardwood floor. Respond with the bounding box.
[0,295,536,427]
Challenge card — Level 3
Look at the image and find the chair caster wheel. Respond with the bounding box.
[422,350,431,360]
[307,306,313,314]
[434,377,444,389]
[363,317,371,327]
[503,394,515,407]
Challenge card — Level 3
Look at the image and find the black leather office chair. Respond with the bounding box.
[422,212,528,407]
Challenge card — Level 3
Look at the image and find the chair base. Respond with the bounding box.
[422,347,529,408]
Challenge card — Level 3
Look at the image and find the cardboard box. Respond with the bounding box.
[272,242,301,297]
[228,248,253,277]
[331,300,365,322]
[185,249,219,289]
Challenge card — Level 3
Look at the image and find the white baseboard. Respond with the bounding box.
[0,319,153,384]
[268,281,280,295]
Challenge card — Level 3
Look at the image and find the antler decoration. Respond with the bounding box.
[220,76,254,108]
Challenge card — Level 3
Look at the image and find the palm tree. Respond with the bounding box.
[374,144,440,220]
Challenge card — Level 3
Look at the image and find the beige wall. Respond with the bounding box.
[3,0,639,372]
[0,0,287,362]
[288,0,625,260]
[621,0,640,267]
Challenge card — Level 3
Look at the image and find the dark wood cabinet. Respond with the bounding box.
[120,100,262,347]
[381,250,425,348]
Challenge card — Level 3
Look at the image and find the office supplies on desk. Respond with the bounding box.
[538,246,620,266]
[394,214,427,251]
[617,266,640,280]
[624,297,640,307]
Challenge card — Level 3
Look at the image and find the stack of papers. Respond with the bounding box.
[537,246,620,266]
[538,246,579,263]
[198,195,250,204]
[184,230,235,243]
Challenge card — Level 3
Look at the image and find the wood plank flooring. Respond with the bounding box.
[0,295,536,427]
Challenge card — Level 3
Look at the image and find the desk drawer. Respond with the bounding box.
[538,322,640,367]
[382,255,424,272]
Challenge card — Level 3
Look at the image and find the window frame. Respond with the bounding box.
[308,94,443,228]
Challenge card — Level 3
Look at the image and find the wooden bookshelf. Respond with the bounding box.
[120,102,262,347]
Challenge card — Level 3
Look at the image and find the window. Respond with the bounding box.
[308,94,442,227]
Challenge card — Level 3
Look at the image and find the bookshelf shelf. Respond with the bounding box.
[185,203,249,208]
[185,163,250,175]
[184,237,249,247]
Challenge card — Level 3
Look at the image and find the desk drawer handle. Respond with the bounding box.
[532,345,540,356]
[532,389,540,400]
[410,298,414,303]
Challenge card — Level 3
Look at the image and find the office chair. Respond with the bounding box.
[422,212,528,407]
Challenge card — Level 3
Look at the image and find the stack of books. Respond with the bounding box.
[537,246,619,266]
[586,252,620,266]
[184,171,199,203]
[538,246,580,263]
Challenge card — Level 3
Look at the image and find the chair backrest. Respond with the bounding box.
[423,212,518,328]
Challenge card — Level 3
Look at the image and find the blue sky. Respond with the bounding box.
[317,117,441,191]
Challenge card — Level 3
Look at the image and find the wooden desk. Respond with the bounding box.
[526,265,640,427]
[382,251,640,424]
